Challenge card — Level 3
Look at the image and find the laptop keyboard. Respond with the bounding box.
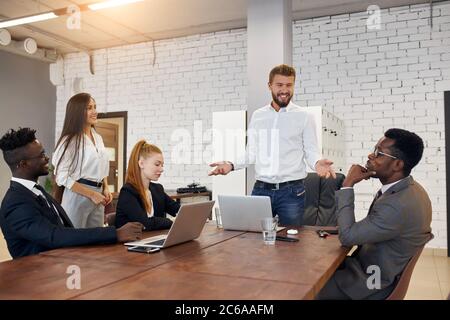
[145,238,165,246]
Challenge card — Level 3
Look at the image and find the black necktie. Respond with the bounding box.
[34,184,63,225]
[351,190,383,258]
[368,189,383,214]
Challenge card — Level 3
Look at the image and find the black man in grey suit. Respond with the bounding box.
[317,128,433,300]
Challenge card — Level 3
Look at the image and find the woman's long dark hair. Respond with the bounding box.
[54,93,94,177]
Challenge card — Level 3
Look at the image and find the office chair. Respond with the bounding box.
[104,202,116,226]
[105,212,116,227]
[303,172,345,226]
[386,239,432,300]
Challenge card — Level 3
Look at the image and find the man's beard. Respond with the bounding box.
[271,92,292,108]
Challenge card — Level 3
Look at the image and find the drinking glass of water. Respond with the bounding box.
[261,216,278,245]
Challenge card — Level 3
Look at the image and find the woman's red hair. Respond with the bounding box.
[126,140,162,213]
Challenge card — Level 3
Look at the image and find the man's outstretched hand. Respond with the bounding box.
[208,161,233,176]
[315,159,336,179]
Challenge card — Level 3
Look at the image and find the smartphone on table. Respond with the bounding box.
[127,246,160,254]
[276,235,299,242]
[316,229,339,238]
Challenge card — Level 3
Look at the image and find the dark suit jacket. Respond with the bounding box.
[0,181,117,259]
[333,176,433,299]
[115,182,180,231]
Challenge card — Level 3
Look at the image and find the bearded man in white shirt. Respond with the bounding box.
[209,64,335,226]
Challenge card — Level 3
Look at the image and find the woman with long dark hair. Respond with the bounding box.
[52,93,112,228]
[115,140,179,230]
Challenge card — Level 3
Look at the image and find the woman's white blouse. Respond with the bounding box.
[52,128,110,189]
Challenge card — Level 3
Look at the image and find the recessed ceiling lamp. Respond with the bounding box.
[0,0,144,29]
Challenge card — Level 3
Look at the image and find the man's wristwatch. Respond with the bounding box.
[227,161,234,171]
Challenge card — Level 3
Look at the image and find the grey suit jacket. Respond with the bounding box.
[334,176,432,300]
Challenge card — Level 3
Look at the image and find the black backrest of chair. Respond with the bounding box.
[303,172,345,226]
[304,173,321,225]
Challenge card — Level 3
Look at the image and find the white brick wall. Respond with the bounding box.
[55,29,247,192]
[56,2,449,248]
[293,1,450,248]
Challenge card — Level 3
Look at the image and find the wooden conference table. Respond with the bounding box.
[0,224,349,300]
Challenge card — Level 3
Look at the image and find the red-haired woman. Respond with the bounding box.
[115,140,179,230]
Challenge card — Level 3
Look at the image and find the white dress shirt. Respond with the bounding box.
[52,128,109,189]
[234,102,321,184]
[11,177,43,197]
[11,177,64,224]
[380,176,409,194]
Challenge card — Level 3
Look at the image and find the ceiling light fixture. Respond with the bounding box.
[0,28,12,45]
[0,0,144,29]
[15,37,38,54]
[0,12,59,29]
[88,0,144,11]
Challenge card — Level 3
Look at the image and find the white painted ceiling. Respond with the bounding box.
[0,0,434,54]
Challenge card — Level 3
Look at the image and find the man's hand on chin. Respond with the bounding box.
[342,164,376,188]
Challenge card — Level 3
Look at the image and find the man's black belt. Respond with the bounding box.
[77,178,103,188]
[254,179,304,190]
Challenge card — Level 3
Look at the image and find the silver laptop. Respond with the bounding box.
[218,195,285,232]
[125,201,215,248]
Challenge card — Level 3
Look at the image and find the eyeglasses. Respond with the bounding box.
[23,151,49,161]
[16,151,48,168]
[373,147,398,160]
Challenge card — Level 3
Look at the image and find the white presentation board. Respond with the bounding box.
[211,111,247,213]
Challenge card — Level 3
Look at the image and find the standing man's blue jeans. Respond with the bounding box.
[251,179,305,226]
